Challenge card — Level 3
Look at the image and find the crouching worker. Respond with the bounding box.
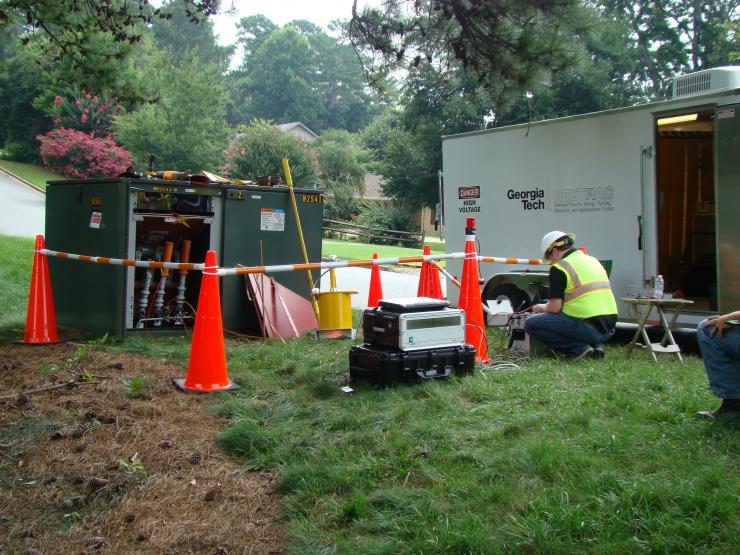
[696,311,740,418]
[524,231,617,360]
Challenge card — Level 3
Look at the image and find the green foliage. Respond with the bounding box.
[1,141,41,163]
[314,129,366,220]
[323,181,359,221]
[122,376,147,399]
[354,200,419,246]
[369,125,438,207]
[0,0,218,93]
[350,0,587,101]
[39,334,109,377]
[221,120,319,186]
[314,130,366,190]
[60,511,81,531]
[0,29,51,162]
[151,0,233,70]
[114,54,230,173]
[117,457,147,477]
[232,21,382,132]
[235,14,278,61]
[48,92,124,137]
[598,0,740,99]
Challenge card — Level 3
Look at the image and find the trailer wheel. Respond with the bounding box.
[484,284,530,313]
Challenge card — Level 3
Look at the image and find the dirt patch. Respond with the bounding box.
[0,344,285,554]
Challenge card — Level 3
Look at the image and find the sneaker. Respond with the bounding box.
[590,346,605,359]
[571,346,594,361]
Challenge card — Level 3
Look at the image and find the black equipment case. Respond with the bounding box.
[349,344,476,388]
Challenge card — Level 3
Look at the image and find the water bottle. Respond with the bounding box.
[654,275,664,299]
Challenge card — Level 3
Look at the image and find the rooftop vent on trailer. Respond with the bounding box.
[672,66,740,99]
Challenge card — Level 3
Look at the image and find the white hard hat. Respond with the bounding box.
[541,230,576,262]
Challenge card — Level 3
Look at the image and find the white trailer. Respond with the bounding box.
[441,67,740,326]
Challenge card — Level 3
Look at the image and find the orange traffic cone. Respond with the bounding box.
[418,245,444,300]
[367,252,384,308]
[23,235,60,345]
[416,245,431,297]
[173,250,238,393]
[457,218,489,362]
[428,259,444,300]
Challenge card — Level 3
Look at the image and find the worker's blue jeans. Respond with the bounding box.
[524,312,613,356]
[697,320,740,399]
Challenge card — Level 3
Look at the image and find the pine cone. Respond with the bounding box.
[50,430,66,440]
[61,495,86,511]
[189,451,201,465]
[159,439,174,450]
[74,443,87,453]
[14,393,30,407]
[86,536,107,549]
[204,489,217,502]
[72,422,91,438]
[86,477,109,491]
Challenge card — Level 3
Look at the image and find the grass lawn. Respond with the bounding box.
[0,160,62,190]
[0,235,34,328]
[1,235,737,554]
[323,239,445,261]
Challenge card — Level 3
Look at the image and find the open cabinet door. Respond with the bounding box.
[715,103,740,313]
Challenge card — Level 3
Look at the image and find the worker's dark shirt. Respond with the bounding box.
[549,249,617,334]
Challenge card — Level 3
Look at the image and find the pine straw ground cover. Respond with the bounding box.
[0,343,285,555]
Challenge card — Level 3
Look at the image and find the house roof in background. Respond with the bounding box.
[277,122,318,141]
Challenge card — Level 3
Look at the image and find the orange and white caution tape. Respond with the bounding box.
[38,248,203,272]
[478,256,544,265]
[38,247,544,276]
[218,252,468,276]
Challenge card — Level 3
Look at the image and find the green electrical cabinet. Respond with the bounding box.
[45,178,323,337]
[220,185,323,331]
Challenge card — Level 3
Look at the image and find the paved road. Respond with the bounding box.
[320,266,447,309]
[0,170,45,238]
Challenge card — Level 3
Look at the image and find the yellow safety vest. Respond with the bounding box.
[554,250,617,319]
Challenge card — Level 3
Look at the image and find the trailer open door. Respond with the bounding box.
[715,103,740,313]
[655,109,717,311]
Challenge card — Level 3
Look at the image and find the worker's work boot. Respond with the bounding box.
[590,346,605,359]
[697,398,740,418]
[570,346,594,361]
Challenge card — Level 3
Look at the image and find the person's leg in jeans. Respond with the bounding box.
[524,312,609,356]
[696,319,740,416]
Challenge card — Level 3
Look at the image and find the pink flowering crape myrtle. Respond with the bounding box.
[37,128,132,179]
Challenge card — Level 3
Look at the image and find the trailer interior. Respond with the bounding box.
[655,109,717,312]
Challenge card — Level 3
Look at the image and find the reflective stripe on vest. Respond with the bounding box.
[554,251,617,318]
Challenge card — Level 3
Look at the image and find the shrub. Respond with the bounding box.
[221,120,319,186]
[355,200,420,247]
[51,92,123,138]
[37,128,132,178]
[1,140,40,163]
[324,180,359,221]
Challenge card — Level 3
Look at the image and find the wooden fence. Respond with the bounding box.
[323,218,425,246]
